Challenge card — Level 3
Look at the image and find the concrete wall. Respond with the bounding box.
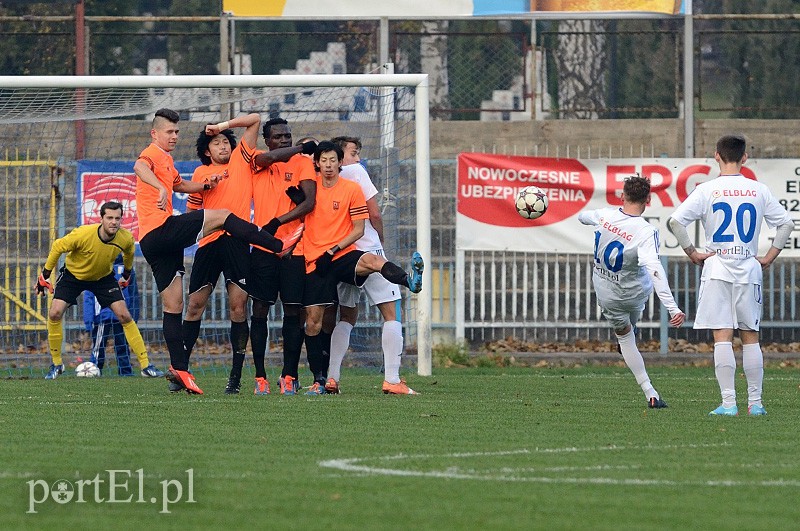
[4,118,800,162]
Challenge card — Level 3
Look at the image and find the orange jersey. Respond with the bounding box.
[187,141,254,247]
[304,175,368,272]
[135,143,182,239]
[251,153,315,255]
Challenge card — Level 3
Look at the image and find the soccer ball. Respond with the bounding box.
[515,186,549,220]
[75,361,100,378]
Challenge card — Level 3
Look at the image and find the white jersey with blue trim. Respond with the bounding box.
[670,174,791,284]
[578,207,679,314]
[339,163,382,252]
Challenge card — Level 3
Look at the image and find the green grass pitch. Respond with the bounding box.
[2,366,799,529]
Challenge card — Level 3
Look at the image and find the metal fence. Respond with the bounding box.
[3,14,800,121]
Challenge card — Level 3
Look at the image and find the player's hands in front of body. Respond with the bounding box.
[285,185,306,205]
[315,251,333,276]
[35,273,53,296]
[668,311,685,327]
[157,185,168,210]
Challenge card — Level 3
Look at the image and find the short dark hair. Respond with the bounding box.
[623,175,650,204]
[716,134,747,163]
[330,136,361,151]
[262,118,288,141]
[196,127,237,166]
[313,141,344,164]
[153,108,179,126]
[100,201,124,217]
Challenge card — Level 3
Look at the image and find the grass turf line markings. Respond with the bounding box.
[320,444,800,488]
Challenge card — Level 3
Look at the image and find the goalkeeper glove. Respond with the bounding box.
[118,270,132,289]
[36,273,53,295]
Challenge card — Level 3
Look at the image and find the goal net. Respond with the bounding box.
[0,73,432,379]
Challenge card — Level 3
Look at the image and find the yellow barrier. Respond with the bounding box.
[0,151,57,332]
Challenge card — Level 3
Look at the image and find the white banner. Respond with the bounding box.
[456,154,800,257]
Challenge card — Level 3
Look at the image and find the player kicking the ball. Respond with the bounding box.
[578,175,685,408]
[302,141,424,395]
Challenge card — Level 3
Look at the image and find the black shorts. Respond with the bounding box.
[188,235,250,294]
[54,268,124,308]
[247,250,305,305]
[139,211,205,293]
[303,250,367,307]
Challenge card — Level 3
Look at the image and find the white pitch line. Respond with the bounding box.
[319,445,800,488]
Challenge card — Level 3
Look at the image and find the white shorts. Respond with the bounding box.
[336,249,400,308]
[598,295,646,331]
[694,278,762,331]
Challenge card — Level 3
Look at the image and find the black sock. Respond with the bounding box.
[380,261,410,288]
[304,332,326,384]
[229,320,249,380]
[250,316,268,379]
[282,314,304,379]
[163,312,187,370]
[182,319,202,359]
[320,330,332,378]
[223,214,282,253]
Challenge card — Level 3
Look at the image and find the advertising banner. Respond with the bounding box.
[456,153,800,257]
[77,160,201,251]
[223,0,684,17]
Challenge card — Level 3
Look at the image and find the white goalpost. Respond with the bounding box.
[0,73,432,377]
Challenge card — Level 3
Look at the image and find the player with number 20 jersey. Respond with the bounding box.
[670,174,791,328]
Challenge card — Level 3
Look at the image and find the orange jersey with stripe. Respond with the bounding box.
[304,175,368,272]
[251,153,315,255]
[135,143,182,239]
[187,140,254,247]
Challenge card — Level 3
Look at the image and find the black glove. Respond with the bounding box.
[285,185,306,205]
[315,251,333,276]
[263,217,282,235]
[301,141,317,155]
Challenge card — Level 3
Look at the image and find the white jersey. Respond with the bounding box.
[578,207,680,314]
[670,174,791,284]
[339,163,382,251]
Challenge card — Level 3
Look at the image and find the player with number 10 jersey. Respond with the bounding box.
[579,208,679,315]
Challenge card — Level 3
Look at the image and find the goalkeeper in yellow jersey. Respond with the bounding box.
[34,201,163,380]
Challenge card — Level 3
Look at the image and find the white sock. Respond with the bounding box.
[328,321,353,382]
[382,320,404,384]
[616,330,657,400]
[713,341,737,407]
[742,343,763,407]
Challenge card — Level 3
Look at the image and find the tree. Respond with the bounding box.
[555,20,607,119]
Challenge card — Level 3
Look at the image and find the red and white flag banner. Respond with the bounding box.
[456,153,800,257]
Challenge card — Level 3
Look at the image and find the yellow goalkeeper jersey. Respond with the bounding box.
[44,224,135,281]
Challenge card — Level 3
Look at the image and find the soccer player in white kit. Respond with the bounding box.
[668,134,794,416]
[323,136,417,395]
[579,175,685,408]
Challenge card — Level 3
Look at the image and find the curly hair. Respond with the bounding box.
[623,175,651,204]
[196,128,237,166]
